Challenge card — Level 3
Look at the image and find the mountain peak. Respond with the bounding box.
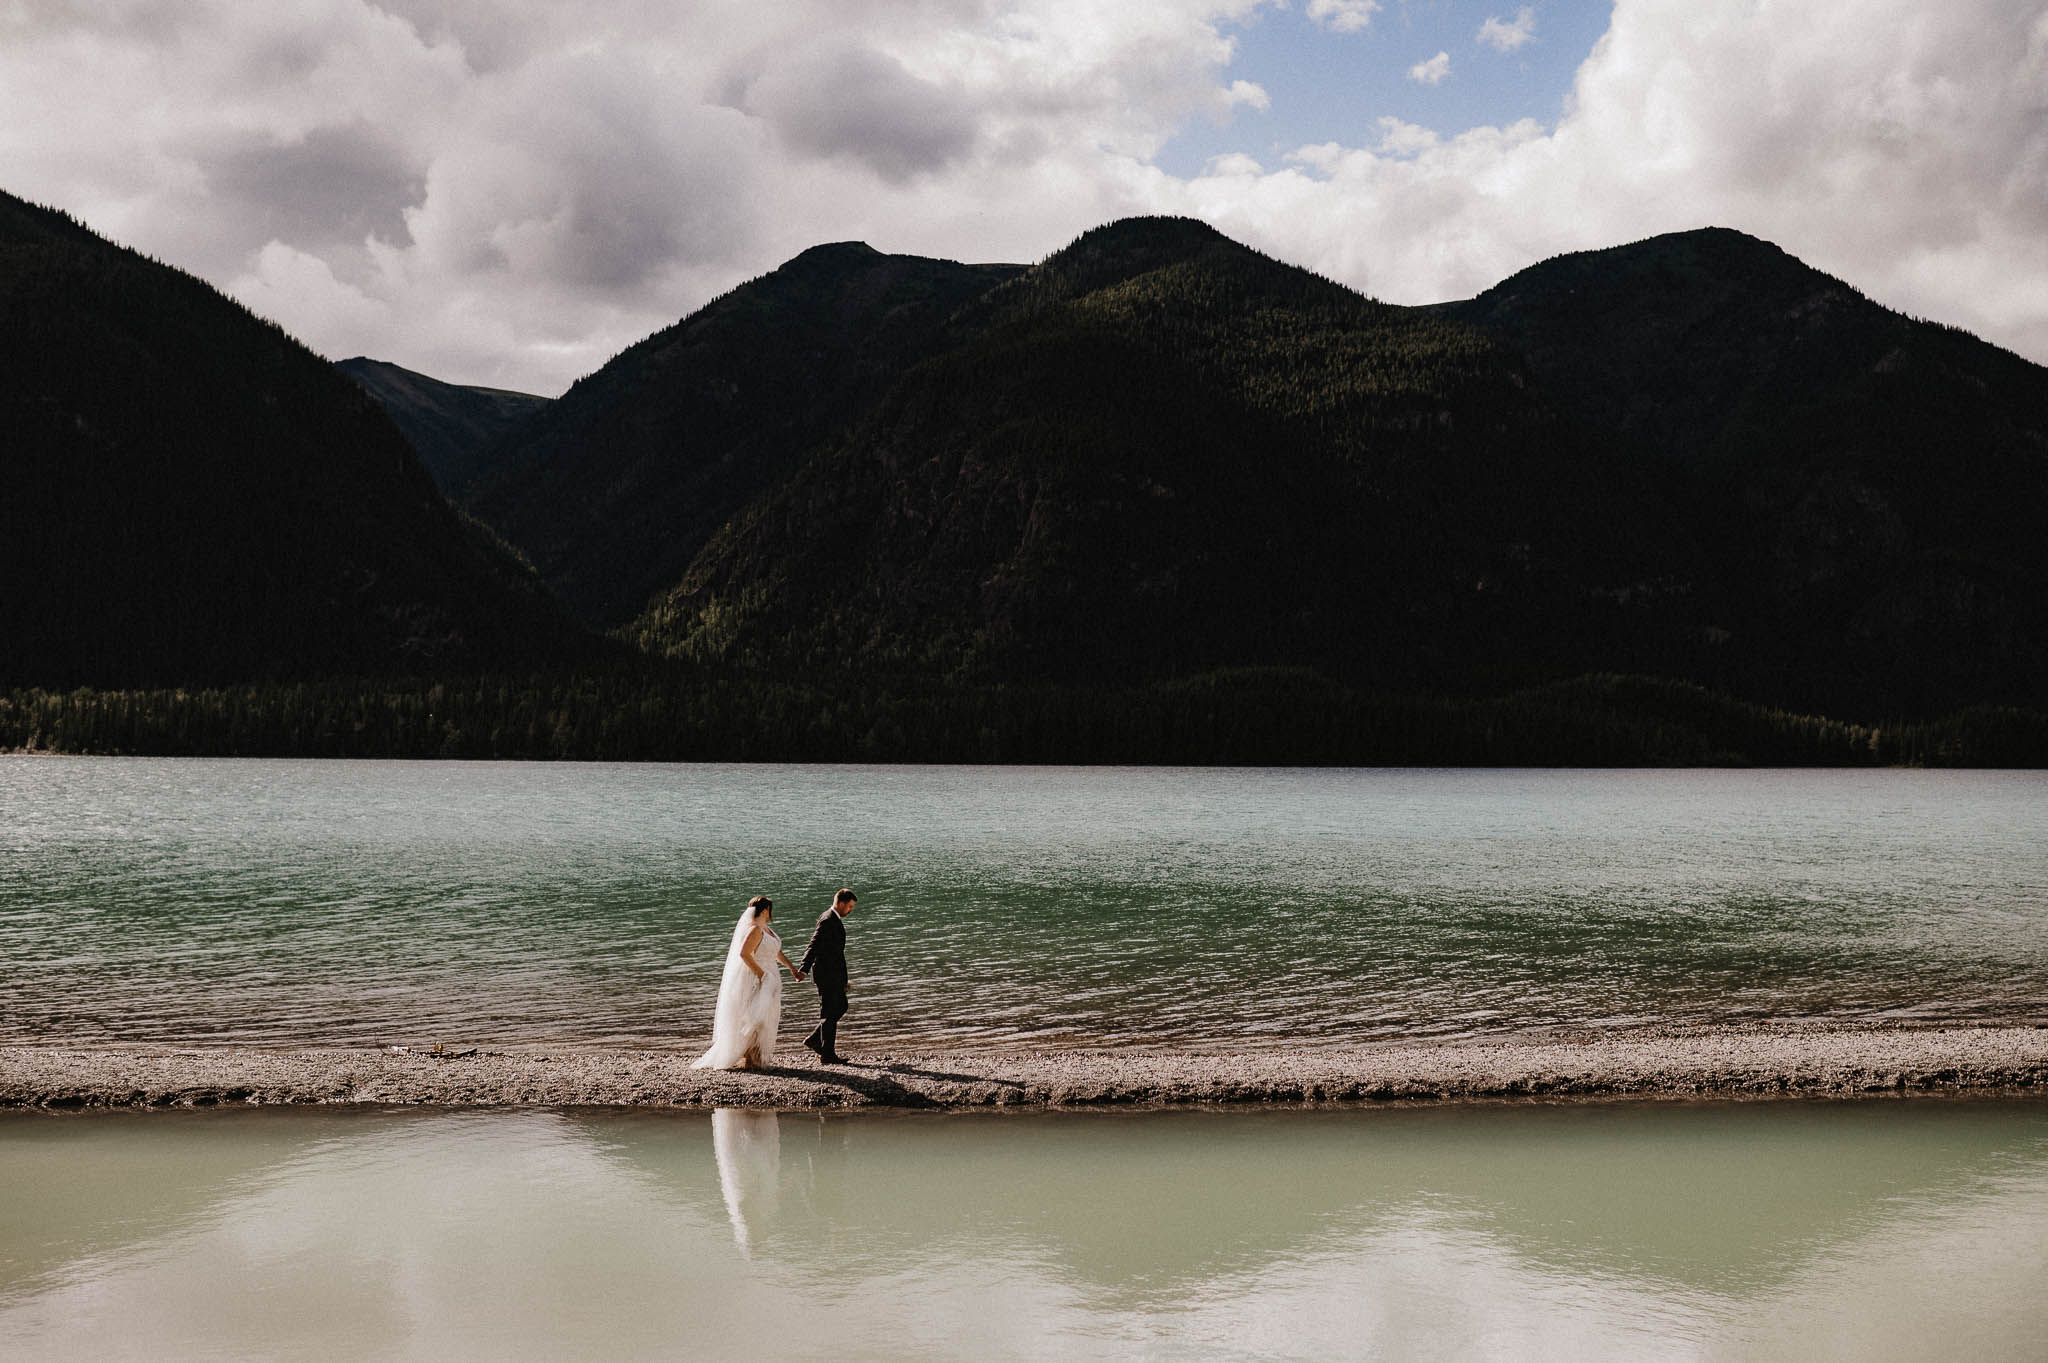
[337,356,549,495]
[1436,223,2016,471]
[1064,215,1228,251]
[787,240,881,265]
[950,215,1263,326]
[1467,226,1856,314]
[1039,215,1236,276]
[1648,224,1778,250]
[466,239,1025,625]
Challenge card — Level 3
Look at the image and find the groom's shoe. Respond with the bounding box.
[801,1032,824,1056]
[820,1054,849,1065]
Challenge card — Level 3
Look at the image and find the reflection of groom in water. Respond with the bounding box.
[797,889,856,1064]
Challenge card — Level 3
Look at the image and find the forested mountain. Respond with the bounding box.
[464,243,1024,625]
[433,214,2044,721]
[7,195,2043,755]
[633,218,1706,696]
[1440,228,2048,714]
[0,191,587,687]
[336,356,548,494]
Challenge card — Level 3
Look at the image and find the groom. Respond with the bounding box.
[797,888,856,1065]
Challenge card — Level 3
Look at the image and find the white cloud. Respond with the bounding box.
[1205,151,1267,177]
[1407,51,1451,85]
[1284,142,1348,177]
[231,240,390,349]
[1165,0,2048,367]
[1225,78,1271,112]
[3,0,2047,394]
[1477,7,1538,54]
[0,0,1271,393]
[1306,0,1380,35]
[725,39,979,184]
[1374,118,1441,158]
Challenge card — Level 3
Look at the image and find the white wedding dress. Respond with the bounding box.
[692,912,784,1070]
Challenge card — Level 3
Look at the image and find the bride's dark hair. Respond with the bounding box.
[747,895,773,917]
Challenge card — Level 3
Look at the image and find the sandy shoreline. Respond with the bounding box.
[4,1027,2047,1111]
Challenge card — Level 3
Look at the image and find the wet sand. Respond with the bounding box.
[5,1026,2047,1110]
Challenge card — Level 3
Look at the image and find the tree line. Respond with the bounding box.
[5,670,2042,766]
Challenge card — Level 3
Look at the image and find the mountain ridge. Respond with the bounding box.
[0,189,587,687]
[1439,224,2048,713]
[630,215,1704,694]
[12,189,2045,730]
[336,357,550,495]
[574,214,2042,716]
[460,243,1026,624]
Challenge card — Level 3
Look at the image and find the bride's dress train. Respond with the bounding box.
[692,913,784,1070]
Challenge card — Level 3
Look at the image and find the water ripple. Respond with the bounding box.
[3,761,2046,1048]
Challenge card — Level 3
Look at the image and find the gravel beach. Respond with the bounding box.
[5,1027,2046,1111]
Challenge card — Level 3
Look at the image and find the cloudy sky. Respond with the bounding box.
[5,0,2045,395]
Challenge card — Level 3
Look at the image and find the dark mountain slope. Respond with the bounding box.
[466,243,1025,625]
[1442,228,2048,713]
[0,191,586,688]
[336,356,549,494]
[635,218,1702,691]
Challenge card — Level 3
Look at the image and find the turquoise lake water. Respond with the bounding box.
[3,759,2045,1048]
[4,1101,2047,1361]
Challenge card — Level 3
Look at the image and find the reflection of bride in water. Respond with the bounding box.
[693,896,803,1071]
[711,1108,780,1257]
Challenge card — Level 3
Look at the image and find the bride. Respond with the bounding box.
[693,896,804,1070]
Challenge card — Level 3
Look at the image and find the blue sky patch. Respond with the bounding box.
[1157,1,1617,176]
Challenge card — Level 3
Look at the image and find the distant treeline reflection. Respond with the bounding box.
[5,670,2043,766]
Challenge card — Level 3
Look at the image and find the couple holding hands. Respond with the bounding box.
[691,889,857,1071]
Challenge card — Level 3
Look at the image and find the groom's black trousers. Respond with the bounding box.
[805,985,848,1054]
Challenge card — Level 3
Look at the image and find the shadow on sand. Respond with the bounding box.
[751,1057,1029,1106]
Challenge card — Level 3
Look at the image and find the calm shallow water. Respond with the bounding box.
[2,1101,2046,1361]
[2,758,2045,1049]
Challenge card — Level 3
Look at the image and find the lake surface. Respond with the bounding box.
[3,758,2045,1049]
[3,1101,2046,1361]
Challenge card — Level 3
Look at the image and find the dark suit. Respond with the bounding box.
[798,908,849,1056]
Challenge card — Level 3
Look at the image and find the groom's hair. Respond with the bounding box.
[833,888,857,905]
[747,895,772,916]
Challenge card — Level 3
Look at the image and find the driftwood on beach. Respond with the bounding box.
[4,1027,2046,1112]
